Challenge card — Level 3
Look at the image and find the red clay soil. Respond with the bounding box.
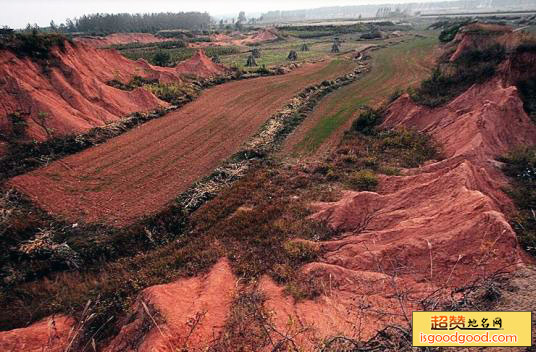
[175,50,229,78]
[106,52,536,349]
[0,44,230,150]
[105,259,236,352]
[0,42,171,143]
[74,33,173,47]
[190,29,279,48]
[10,59,354,226]
[4,32,536,351]
[449,23,515,62]
[0,316,73,352]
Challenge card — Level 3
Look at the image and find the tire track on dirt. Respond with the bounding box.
[9,60,354,226]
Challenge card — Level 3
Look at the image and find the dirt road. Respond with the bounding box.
[11,60,354,226]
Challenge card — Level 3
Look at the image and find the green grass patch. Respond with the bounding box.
[291,36,437,155]
[120,45,240,65]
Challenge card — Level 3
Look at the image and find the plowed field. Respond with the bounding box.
[10,59,354,226]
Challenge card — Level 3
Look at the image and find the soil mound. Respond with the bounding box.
[75,33,172,47]
[239,29,279,45]
[449,23,515,61]
[105,259,235,352]
[0,316,73,352]
[253,75,536,347]
[0,42,171,145]
[175,50,229,78]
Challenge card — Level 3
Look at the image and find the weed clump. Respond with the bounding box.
[0,30,69,59]
[347,170,378,191]
[351,107,382,135]
[411,44,506,107]
[499,146,536,255]
[517,78,536,121]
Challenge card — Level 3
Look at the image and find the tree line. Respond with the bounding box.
[46,12,212,34]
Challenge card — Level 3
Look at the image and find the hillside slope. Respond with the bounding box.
[0,42,229,153]
[1,27,535,351]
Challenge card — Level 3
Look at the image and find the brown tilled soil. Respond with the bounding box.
[10,60,355,226]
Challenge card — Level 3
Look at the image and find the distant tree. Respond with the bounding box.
[219,19,224,29]
[65,18,76,32]
[238,11,247,23]
[152,51,171,67]
[0,26,14,36]
[235,21,243,31]
[50,20,58,32]
[60,12,212,34]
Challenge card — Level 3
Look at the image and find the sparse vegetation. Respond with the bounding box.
[517,78,536,121]
[351,107,382,135]
[108,40,186,50]
[151,50,172,66]
[347,169,378,191]
[120,45,240,65]
[0,30,69,59]
[411,44,506,107]
[499,146,536,256]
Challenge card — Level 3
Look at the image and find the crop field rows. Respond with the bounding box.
[10,59,356,226]
[281,35,438,157]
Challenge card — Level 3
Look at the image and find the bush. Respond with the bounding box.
[152,50,171,66]
[288,50,298,61]
[411,45,506,107]
[499,146,536,255]
[439,24,463,43]
[145,82,200,104]
[351,107,382,135]
[0,31,68,59]
[347,170,379,191]
[517,78,536,121]
[360,30,382,40]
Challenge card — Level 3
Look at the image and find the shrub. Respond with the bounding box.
[499,146,536,255]
[152,50,171,66]
[351,107,382,135]
[283,240,319,263]
[411,44,506,107]
[0,31,68,59]
[360,30,382,40]
[517,78,536,121]
[287,50,298,61]
[347,169,379,191]
[145,82,199,104]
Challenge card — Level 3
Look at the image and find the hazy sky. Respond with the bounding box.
[0,0,452,28]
